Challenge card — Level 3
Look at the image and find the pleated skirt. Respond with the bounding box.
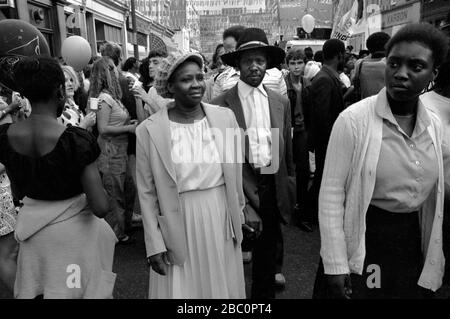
[149,185,246,299]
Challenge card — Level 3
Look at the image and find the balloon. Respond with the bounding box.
[0,19,51,91]
[302,14,315,34]
[61,36,91,72]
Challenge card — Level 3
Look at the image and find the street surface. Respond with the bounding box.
[1,222,449,299]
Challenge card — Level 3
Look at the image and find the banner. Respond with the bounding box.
[331,0,364,41]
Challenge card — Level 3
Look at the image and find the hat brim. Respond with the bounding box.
[221,45,286,69]
[167,53,204,81]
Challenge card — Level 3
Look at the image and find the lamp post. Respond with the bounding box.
[130,0,139,58]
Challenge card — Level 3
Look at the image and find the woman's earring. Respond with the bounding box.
[427,80,435,92]
[421,80,435,94]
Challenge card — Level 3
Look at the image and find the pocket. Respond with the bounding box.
[156,214,186,265]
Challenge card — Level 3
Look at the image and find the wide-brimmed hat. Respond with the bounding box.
[221,28,285,69]
[154,51,204,98]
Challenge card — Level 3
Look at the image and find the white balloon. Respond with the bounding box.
[302,14,315,34]
[61,36,92,72]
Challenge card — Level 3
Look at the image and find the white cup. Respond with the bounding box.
[89,97,99,111]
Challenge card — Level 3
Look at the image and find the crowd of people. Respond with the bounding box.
[0,16,449,299]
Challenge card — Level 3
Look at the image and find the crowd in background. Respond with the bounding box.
[0,14,449,299]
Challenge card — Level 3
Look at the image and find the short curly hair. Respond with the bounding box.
[385,23,449,68]
[14,56,65,103]
[223,25,246,42]
[366,32,390,55]
[285,48,305,64]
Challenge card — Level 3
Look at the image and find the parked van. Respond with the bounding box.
[285,39,326,53]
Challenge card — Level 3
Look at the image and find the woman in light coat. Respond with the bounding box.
[136,52,246,299]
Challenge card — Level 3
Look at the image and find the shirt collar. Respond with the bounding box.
[376,88,431,136]
[238,79,267,98]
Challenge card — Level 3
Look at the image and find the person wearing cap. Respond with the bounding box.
[211,28,294,299]
[136,51,246,299]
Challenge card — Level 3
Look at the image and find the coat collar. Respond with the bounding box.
[375,88,431,138]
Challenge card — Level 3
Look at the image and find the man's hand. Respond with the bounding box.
[148,252,170,276]
[325,274,352,299]
[242,206,263,240]
[9,100,22,113]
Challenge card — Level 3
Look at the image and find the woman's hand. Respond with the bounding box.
[131,85,148,101]
[79,112,96,129]
[148,252,170,276]
[127,120,138,134]
[325,274,352,299]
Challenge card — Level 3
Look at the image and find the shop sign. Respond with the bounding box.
[382,2,421,28]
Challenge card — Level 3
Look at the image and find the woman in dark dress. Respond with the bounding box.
[0,57,117,298]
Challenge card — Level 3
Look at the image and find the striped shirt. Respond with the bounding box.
[212,66,287,99]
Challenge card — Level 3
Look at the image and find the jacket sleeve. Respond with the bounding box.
[284,99,295,177]
[311,76,337,150]
[228,108,246,224]
[319,112,355,275]
[442,125,450,207]
[136,124,167,258]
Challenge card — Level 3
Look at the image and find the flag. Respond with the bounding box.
[331,0,362,41]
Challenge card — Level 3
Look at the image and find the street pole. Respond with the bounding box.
[131,0,139,58]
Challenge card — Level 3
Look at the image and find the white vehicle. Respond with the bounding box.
[285,39,327,53]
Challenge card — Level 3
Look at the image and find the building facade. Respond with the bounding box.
[422,0,450,27]
[169,0,200,51]
[0,0,175,60]
[343,0,422,52]
[195,0,280,57]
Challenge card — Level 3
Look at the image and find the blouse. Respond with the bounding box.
[169,117,224,193]
[371,101,439,212]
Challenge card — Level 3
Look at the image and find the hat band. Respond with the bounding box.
[237,41,268,50]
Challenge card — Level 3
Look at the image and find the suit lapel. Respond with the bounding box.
[145,108,177,183]
[225,85,247,131]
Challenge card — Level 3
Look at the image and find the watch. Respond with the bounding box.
[0,110,7,119]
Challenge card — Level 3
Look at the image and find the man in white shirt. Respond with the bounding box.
[212,28,294,299]
[212,26,287,100]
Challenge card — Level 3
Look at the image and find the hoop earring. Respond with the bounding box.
[421,80,435,95]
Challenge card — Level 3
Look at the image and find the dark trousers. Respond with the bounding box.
[251,174,281,299]
[293,130,311,222]
[275,230,283,274]
[313,205,433,299]
[307,147,326,224]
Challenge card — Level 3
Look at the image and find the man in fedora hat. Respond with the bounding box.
[211,28,294,299]
[211,26,287,101]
